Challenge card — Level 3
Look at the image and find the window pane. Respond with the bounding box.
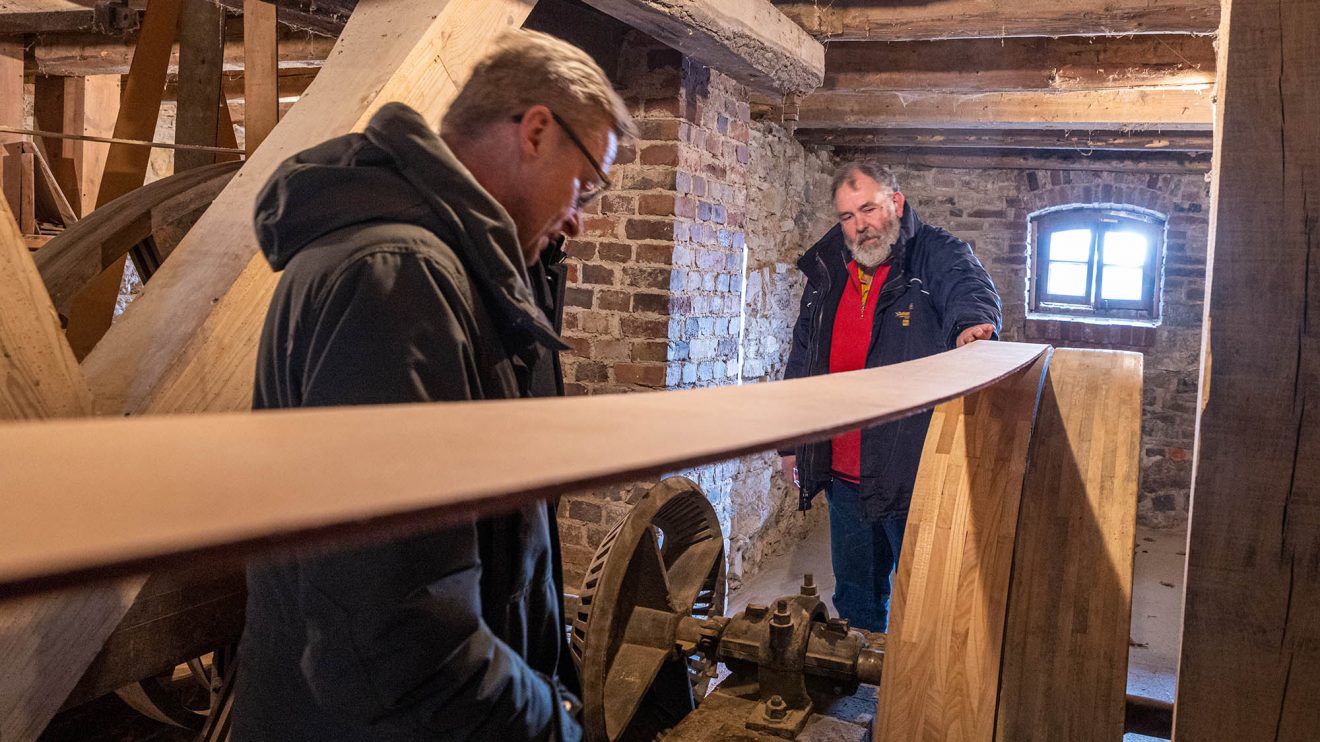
[1102,266,1145,301]
[1049,228,1092,262]
[1103,231,1149,267]
[1047,262,1090,297]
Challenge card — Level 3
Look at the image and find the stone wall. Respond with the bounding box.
[875,163,1209,527]
[554,34,834,591]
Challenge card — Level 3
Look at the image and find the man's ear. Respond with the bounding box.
[893,190,906,214]
[516,105,554,160]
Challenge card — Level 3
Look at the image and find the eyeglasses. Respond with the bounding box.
[513,110,611,209]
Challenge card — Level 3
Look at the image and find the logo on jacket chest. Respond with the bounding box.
[895,303,913,327]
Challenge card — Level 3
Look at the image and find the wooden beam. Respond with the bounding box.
[823,36,1216,94]
[579,0,824,95]
[773,0,1220,41]
[243,0,279,154]
[0,342,1048,596]
[876,350,1051,741]
[173,0,226,172]
[31,27,335,78]
[32,74,120,218]
[81,0,539,418]
[1175,0,1320,738]
[798,128,1213,153]
[795,89,1214,131]
[998,349,1142,741]
[0,0,99,35]
[826,148,1212,175]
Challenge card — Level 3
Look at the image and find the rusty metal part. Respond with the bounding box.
[571,477,727,741]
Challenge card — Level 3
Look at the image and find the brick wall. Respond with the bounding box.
[554,34,834,590]
[876,163,1209,527]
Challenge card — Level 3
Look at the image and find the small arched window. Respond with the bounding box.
[1029,205,1165,322]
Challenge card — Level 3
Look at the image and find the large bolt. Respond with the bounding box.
[771,599,792,628]
[765,694,788,720]
[746,603,768,620]
[800,573,818,597]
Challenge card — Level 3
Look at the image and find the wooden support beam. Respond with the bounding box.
[243,0,279,155]
[579,0,824,95]
[81,0,539,418]
[773,0,1220,41]
[876,350,1051,741]
[31,74,120,218]
[0,0,101,35]
[998,349,1142,741]
[823,36,1216,94]
[64,0,180,361]
[826,149,1211,175]
[0,342,1048,596]
[795,89,1214,131]
[32,26,335,78]
[1175,0,1320,738]
[797,128,1213,154]
[173,0,226,172]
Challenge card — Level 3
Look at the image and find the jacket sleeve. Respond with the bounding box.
[293,249,580,740]
[917,232,1003,349]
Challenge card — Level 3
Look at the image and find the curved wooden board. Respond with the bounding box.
[0,341,1047,597]
[81,0,539,417]
[876,349,1051,742]
[33,161,240,314]
[997,349,1142,741]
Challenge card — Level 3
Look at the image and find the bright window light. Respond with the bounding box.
[1049,229,1092,262]
[1102,266,1145,301]
[1104,231,1149,267]
[1047,262,1089,297]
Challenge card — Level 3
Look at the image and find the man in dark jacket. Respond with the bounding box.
[232,30,635,741]
[780,162,1001,632]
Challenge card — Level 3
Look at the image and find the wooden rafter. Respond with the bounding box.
[796,128,1213,154]
[580,0,825,95]
[31,26,335,78]
[795,89,1214,131]
[772,0,1220,41]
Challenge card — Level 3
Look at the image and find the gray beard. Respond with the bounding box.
[848,218,902,269]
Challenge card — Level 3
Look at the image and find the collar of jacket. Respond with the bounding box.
[797,202,924,283]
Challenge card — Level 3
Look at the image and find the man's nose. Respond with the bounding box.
[561,208,583,238]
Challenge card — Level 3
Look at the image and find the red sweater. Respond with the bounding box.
[829,260,890,482]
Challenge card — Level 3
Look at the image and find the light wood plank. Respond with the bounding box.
[876,350,1050,742]
[774,0,1219,41]
[82,0,539,417]
[824,36,1216,94]
[0,342,1047,596]
[997,349,1142,741]
[242,0,280,155]
[580,0,824,95]
[1175,0,1320,738]
[795,89,1214,131]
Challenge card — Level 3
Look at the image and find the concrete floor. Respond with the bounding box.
[729,514,1188,741]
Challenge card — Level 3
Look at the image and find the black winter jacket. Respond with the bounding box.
[783,204,1001,517]
[232,103,580,741]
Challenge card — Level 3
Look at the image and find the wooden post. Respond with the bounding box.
[63,0,181,360]
[243,0,279,155]
[174,0,226,172]
[1,39,24,223]
[1174,0,1320,739]
[33,75,121,218]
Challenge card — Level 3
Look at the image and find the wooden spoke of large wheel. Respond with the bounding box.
[571,477,726,742]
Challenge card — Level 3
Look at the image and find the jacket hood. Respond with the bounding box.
[798,202,923,278]
[253,102,563,349]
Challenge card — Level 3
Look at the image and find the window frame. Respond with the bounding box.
[1029,206,1165,321]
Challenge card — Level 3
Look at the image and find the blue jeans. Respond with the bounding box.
[825,479,906,632]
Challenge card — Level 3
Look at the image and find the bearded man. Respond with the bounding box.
[779,162,1001,632]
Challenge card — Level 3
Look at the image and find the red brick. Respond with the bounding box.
[631,340,669,362]
[562,335,591,357]
[614,363,667,387]
[636,244,674,265]
[601,194,636,214]
[598,242,634,262]
[575,362,608,383]
[638,118,682,141]
[583,216,619,237]
[625,218,675,241]
[564,240,595,260]
[564,287,594,309]
[641,143,680,166]
[580,264,617,286]
[675,195,698,219]
[621,316,670,338]
[632,292,670,314]
[625,266,672,290]
[639,193,676,216]
[597,290,630,311]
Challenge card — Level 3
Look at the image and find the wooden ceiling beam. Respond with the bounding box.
[32,26,334,77]
[824,35,1216,94]
[772,0,1219,41]
[794,89,1214,131]
[797,128,1213,154]
[580,0,825,95]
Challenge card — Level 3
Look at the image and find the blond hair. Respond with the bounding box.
[442,29,636,143]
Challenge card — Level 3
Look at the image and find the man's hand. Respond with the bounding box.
[956,323,996,347]
[781,455,799,487]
